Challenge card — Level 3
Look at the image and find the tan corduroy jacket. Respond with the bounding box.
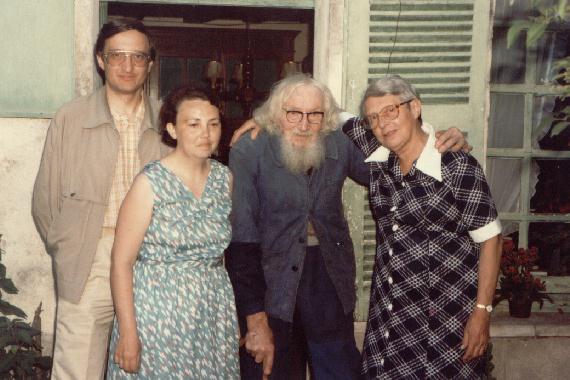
[32,86,170,303]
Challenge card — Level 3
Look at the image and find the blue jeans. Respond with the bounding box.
[239,246,362,380]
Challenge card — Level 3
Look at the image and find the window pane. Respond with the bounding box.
[530,159,570,214]
[487,158,521,213]
[533,96,570,151]
[159,57,183,99]
[490,27,526,84]
[493,0,533,23]
[529,222,570,276]
[536,31,570,85]
[489,93,524,148]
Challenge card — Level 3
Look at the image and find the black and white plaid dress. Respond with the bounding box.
[344,119,501,379]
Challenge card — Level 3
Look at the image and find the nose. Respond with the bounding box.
[201,124,211,138]
[122,55,134,71]
[297,116,310,132]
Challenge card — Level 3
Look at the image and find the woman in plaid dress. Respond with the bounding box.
[344,75,502,379]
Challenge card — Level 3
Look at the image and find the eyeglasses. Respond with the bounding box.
[365,99,413,128]
[102,50,151,67]
[282,109,325,124]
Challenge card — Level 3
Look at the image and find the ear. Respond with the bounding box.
[96,54,106,72]
[410,98,422,119]
[166,122,177,140]
[147,60,154,74]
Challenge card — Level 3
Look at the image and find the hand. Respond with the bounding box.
[435,127,472,153]
[243,312,274,380]
[230,119,261,146]
[114,332,142,373]
[461,308,490,362]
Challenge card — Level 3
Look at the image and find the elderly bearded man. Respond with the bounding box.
[226,74,469,380]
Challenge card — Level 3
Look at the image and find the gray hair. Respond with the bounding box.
[253,74,340,134]
[360,75,421,116]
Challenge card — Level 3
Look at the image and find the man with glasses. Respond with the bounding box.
[226,74,469,380]
[32,18,168,379]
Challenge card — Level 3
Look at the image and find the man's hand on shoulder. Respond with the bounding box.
[435,127,472,153]
[243,311,274,380]
[230,119,262,147]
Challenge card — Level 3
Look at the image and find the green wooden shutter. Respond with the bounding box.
[1,0,74,117]
[368,1,474,105]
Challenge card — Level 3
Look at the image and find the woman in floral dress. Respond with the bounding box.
[106,85,239,379]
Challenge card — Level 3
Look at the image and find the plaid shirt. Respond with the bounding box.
[102,100,145,228]
[344,119,501,379]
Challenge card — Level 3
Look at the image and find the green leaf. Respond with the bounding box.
[0,299,27,319]
[558,0,568,19]
[551,121,570,136]
[533,114,554,139]
[0,278,18,294]
[527,22,548,46]
[14,329,34,346]
[507,20,534,48]
[34,356,53,370]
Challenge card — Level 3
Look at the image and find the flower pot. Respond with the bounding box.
[508,295,533,318]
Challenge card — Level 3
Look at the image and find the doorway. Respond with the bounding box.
[104,2,314,163]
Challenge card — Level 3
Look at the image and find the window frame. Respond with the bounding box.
[488,19,570,295]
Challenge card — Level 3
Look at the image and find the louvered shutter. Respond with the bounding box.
[347,0,489,321]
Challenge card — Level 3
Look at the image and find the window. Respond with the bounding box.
[487,0,570,304]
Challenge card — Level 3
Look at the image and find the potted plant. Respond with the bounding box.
[0,234,52,378]
[493,239,553,318]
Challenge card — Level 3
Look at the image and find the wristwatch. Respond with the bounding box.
[475,303,493,313]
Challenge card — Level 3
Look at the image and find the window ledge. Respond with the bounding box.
[491,312,570,338]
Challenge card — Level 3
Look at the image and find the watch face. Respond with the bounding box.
[485,305,493,312]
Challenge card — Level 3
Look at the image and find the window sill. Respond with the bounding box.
[491,312,570,338]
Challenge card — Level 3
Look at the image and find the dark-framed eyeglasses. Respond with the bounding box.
[102,50,151,67]
[282,109,325,124]
[365,99,413,128]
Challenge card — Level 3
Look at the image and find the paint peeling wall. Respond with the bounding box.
[0,118,55,354]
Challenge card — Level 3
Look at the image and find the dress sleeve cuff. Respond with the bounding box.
[469,219,502,243]
[339,111,356,127]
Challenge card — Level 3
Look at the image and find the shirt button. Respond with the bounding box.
[291,265,299,272]
[388,276,393,284]
[401,182,406,187]
[384,330,389,338]
[390,205,397,212]
[299,237,305,244]
[380,358,385,366]
[388,248,393,256]
[392,224,399,232]
[387,303,393,311]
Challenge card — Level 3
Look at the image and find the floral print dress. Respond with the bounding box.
[107,160,239,379]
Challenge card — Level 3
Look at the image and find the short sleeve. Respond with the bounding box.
[451,154,502,243]
[342,117,380,157]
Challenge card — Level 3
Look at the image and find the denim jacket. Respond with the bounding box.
[228,129,369,322]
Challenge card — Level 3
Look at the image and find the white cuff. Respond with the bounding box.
[338,111,356,126]
[469,219,502,243]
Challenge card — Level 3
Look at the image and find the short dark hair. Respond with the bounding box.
[94,17,156,81]
[159,85,217,147]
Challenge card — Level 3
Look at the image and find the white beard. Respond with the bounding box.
[280,133,326,175]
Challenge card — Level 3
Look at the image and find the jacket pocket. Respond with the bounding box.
[46,191,92,257]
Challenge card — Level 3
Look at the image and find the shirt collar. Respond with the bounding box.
[364,122,442,182]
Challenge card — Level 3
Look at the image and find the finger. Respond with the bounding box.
[263,351,274,378]
[252,128,260,140]
[254,352,265,364]
[462,144,473,153]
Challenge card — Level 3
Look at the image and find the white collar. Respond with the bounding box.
[364,122,442,182]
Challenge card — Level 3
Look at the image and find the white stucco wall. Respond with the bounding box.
[0,118,55,353]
